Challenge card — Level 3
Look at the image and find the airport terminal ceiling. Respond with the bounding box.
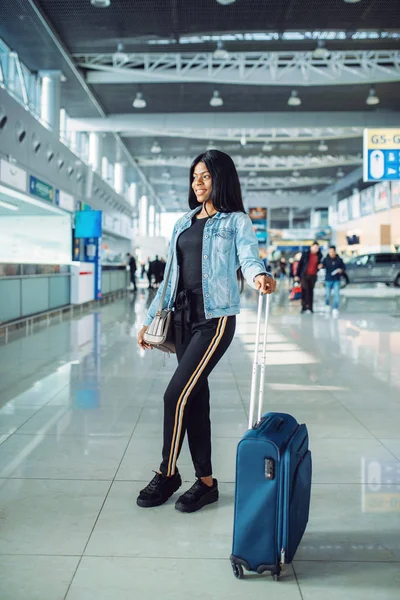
[17,0,400,52]
[0,0,399,210]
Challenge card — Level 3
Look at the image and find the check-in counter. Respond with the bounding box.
[70,262,95,305]
[0,263,71,324]
[0,262,129,325]
[102,264,129,294]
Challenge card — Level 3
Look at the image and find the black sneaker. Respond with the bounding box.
[137,471,182,508]
[175,479,219,513]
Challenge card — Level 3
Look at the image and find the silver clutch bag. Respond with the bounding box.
[143,260,176,354]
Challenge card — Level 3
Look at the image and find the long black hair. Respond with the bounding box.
[188,149,246,213]
[189,149,246,291]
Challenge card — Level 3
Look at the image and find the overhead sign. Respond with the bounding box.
[0,159,27,192]
[56,189,75,212]
[29,175,54,202]
[363,129,400,182]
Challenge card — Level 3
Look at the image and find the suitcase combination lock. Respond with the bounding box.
[265,459,275,480]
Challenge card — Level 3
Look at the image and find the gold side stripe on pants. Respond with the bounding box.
[166,317,223,475]
[167,317,228,477]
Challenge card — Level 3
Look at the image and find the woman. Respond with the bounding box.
[137,150,276,513]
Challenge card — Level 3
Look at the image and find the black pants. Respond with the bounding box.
[130,273,137,290]
[160,293,236,478]
[301,274,317,311]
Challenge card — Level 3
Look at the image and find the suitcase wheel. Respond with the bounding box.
[231,562,244,579]
[271,565,282,581]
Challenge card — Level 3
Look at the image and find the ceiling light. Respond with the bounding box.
[318,140,328,152]
[366,87,380,106]
[249,171,257,177]
[240,132,246,146]
[210,90,224,107]
[337,168,344,178]
[162,170,171,180]
[216,0,237,4]
[343,0,361,3]
[311,188,317,195]
[292,170,300,177]
[206,141,214,150]
[151,141,161,154]
[213,41,230,60]
[0,199,19,211]
[262,142,273,152]
[133,92,146,109]
[313,40,330,60]
[90,0,111,7]
[288,90,301,107]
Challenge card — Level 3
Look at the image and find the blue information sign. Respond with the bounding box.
[363,129,400,182]
[29,175,54,202]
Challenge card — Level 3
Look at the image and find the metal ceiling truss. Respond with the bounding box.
[122,126,362,143]
[0,49,41,117]
[151,176,333,190]
[68,112,399,132]
[74,50,400,86]
[138,154,362,172]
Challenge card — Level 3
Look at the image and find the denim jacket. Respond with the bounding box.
[144,207,269,326]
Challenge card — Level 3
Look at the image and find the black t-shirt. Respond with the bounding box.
[176,216,209,292]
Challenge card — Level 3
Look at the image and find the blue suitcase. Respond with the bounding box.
[230,294,312,581]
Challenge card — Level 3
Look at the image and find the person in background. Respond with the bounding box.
[322,245,346,318]
[288,257,295,285]
[292,252,302,279]
[140,261,146,279]
[160,257,166,280]
[295,242,322,313]
[147,257,154,289]
[152,255,164,286]
[127,253,137,292]
[278,257,287,283]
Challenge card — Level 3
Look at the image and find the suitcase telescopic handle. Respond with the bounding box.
[248,292,271,429]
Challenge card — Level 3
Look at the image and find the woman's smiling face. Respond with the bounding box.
[192,162,212,204]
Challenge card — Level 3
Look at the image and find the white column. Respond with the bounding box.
[148,204,155,237]
[288,207,294,229]
[154,210,159,236]
[101,156,109,180]
[129,182,138,208]
[88,132,101,172]
[59,108,67,142]
[39,70,62,134]
[108,162,114,186]
[139,195,148,236]
[114,162,125,195]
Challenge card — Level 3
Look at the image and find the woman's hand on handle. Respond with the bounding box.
[254,275,277,295]
[137,325,153,350]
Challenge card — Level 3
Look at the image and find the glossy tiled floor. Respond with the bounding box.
[1,283,400,600]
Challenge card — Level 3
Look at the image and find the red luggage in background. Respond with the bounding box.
[289,285,302,301]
